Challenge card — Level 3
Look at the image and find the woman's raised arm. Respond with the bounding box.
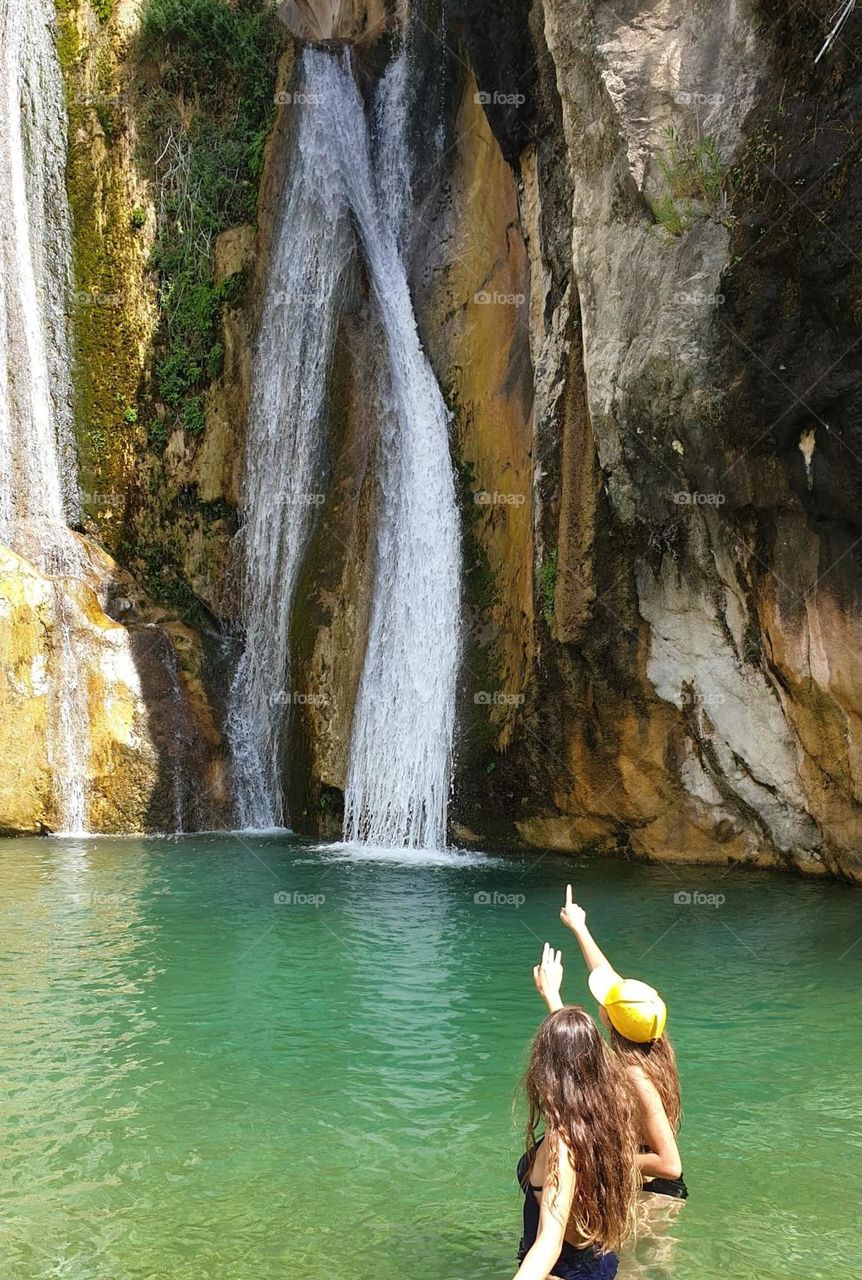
[559,885,612,976]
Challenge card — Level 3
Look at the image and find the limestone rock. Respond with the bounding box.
[0,540,227,835]
[277,0,390,43]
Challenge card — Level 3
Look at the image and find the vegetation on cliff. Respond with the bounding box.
[136,0,284,449]
[58,0,284,621]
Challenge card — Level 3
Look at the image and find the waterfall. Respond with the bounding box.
[226,53,355,830]
[340,52,461,850]
[229,48,461,848]
[0,0,90,833]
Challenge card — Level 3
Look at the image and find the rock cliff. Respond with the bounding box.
[3,0,860,879]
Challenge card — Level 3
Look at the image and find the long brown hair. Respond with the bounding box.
[524,1007,639,1252]
[610,1029,682,1132]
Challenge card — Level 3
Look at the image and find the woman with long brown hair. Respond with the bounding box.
[512,1003,640,1280]
[534,887,687,1201]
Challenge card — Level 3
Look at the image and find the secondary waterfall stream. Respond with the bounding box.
[228,47,461,848]
[225,54,355,831]
[0,0,90,833]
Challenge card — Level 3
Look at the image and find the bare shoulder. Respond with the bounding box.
[626,1063,659,1101]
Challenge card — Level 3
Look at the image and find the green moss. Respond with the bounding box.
[57,2,148,549]
[59,0,282,624]
[136,0,284,444]
[148,420,168,450]
[455,458,500,613]
[135,541,209,627]
[55,4,82,69]
[539,548,557,625]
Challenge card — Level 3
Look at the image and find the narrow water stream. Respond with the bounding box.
[0,0,90,833]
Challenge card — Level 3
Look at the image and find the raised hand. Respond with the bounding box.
[533,942,564,1012]
[559,883,586,933]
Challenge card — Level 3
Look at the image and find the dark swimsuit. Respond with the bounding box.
[516,1143,619,1280]
[639,1147,688,1199]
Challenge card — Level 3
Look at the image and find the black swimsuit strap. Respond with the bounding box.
[521,1136,545,1193]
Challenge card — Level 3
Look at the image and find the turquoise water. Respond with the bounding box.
[0,836,860,1280]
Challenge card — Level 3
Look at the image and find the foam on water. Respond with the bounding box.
[308,840,492,868]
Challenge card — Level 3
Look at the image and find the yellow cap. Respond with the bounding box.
[588,963,667,1043]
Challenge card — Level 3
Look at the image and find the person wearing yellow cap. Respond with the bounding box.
[534,887,687,1201]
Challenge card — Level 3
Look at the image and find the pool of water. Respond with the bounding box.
[0,835,859,1280]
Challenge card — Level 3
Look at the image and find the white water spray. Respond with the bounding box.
[339,52,461,850]
[226,56,354,830]
[229,49,461,848]
[0,0,90,833]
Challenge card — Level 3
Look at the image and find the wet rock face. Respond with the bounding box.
[451,0,862,879]
[247,0,862,877]
[277,0,390,42]
[14,0,858,870]
[0,539,229,835]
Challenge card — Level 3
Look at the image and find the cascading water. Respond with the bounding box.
[0,0,90,833]
[225,57,355,830]
[340,53,461,850]
[228,48,461,848]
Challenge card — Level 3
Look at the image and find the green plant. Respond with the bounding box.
[136,0,283,449]
[181,396,206,435]
[649,192,689,237]
[148,420,168,450]
[130,206,147,230]
[650,126,730,236]
[92,0,114,22]
[540,548,558,624]
[122,406,138,424]
[95,101,119,144]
